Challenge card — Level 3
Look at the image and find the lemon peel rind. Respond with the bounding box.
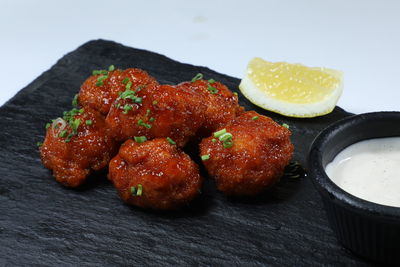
[239,75,343,118]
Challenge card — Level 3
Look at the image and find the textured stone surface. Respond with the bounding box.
[0,40,370,266]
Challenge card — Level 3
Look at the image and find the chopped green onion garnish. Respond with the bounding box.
[152,100,158,105]
[214,128,227,138]
[114,103,121,109]
[138,119,152,129]
[146,109,151,116]
[92,69,107,76]
[120,89,134,99]
[122,77,130,84]
[282,123,289,129]
[136,184,143,196]
[63,108,83,122]
[149,117,155,122]
[126,81,132,90]
[119,84,142,103]
[108,65,115,71]
[134,136,147,143]
[72,94,79,107]
[45,123,51,129]
[233,92,238,96]
[96,74,108,86]
[207,84,218,94]
[223,140,233,148]
[133,97,142,103]
[98,75,108,81]
[201,154,210,161]
[123,104,133,114]
[191,73,203,82]
[211,138,217,143]
[208,79,215,84]
[36,142,43,147]
[166,137,176,145]
[130,184,143,196]
[65,133,74,143]
[219,132,233,142]
[70,119,81,132]
[252,116,259,121]
[59,130,67,138]
[85,120,93,125]
[130,186,136,195]
[213,128,234,148]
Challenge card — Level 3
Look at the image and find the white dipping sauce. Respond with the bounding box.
[325,137,400,207]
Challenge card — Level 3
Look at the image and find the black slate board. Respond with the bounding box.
[0,40,370,266]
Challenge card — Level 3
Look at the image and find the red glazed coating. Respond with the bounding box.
[40,107,118,187]
[108,138,203,210]
[199,111,294,196]
[79,68,158,115]
[177,79,244,137]
[106,84,207,147]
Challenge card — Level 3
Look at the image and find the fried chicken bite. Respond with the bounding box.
[199,111,294,196]
[177,79,244,137]
[106,84,206,147]
[108,138,203,210]
[79,67,158,115]
[40,107,118,187]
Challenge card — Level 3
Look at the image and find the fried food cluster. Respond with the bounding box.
[199,111,294,196]
[39,107,117,187]
[39,65,294,210]
[109,138,202,210]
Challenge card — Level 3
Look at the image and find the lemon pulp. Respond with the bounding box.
[239,58,343,118]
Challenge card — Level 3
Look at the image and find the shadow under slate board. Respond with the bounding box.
[0,40,370,266]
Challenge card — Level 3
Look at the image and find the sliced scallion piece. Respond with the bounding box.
[214,128,227,138]
[136,184,143,196]
[191,73,203,82]
[134,136,147,143]
[218,132,233,142]
[201,154,210,161]
[72,94,79,107]
[207,84,218,94]
[122,77,130,84]
[166,137,176,145]
[138,119,152,129]
[252,116,259,121]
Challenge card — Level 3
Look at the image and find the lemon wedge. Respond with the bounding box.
[239,58,343,118]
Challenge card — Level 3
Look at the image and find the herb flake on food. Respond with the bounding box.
[191,73,203,82]
[201,154,210,161]
[166,137,176,145]
[134,136,147,143]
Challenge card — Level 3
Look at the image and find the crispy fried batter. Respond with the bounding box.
[177,80,244,137]
[79,68,158,115]
[108,138,203,210]
[40,107,118,187]
[199,111,294,196]
[105,84,206,147]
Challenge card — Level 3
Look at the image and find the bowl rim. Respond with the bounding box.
[308,111,400,220]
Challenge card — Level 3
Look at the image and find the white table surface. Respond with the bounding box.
[1,0,399,114]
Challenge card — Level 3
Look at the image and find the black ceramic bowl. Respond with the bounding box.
[308,111,400,265]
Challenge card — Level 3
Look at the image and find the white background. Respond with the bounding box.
[1,0,399,114]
